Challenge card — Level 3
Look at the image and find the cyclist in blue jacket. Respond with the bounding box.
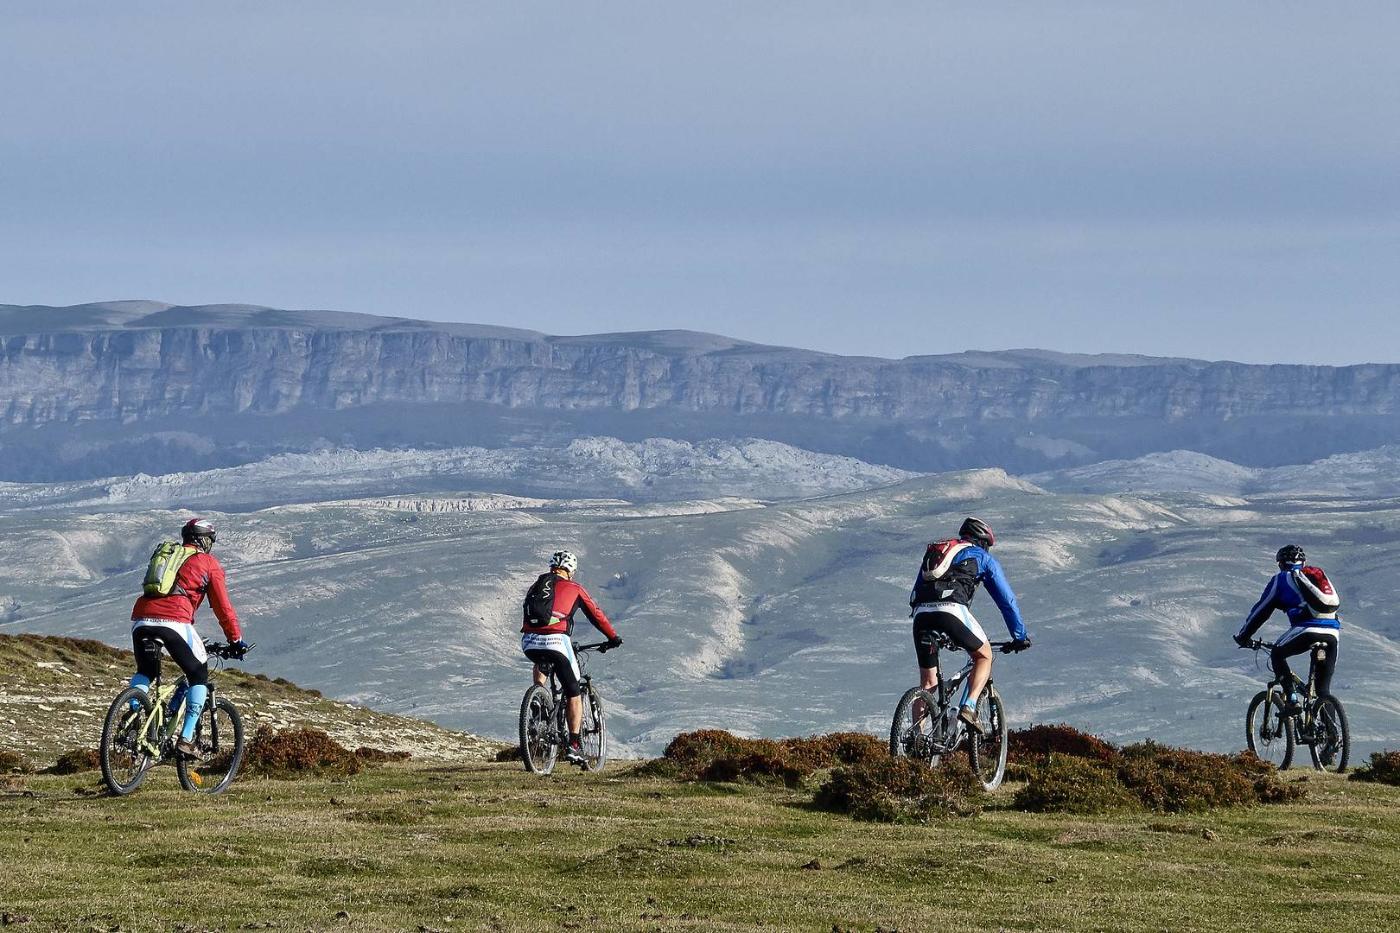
[909,517,1031,734]
[1234,544,1341,712]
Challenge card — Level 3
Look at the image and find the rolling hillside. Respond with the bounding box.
[3,455,1398,757]
[0,633,500,767]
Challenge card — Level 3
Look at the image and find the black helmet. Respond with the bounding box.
[182,518,217,553]
[959,517,996,549]
[1276,544,1305,565]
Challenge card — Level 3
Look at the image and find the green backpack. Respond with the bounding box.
[142,542,194,597]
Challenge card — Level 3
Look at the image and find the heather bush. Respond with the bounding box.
[815,757,982,822]
[1012,756,1138,814]
[1349,750,1400,786]
[493,745,523,763]
[0,749,31,773]
[1116,743,1260,813]
[1013,742,1303,814]
[353,746,412,763]
[1007,723,1119,764]
[244,727,362,778]
[48,748,101,775]
[642,729,887,785]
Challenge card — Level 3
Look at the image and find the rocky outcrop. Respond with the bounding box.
[4,303,1400,428]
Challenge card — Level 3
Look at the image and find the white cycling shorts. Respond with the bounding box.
[132,618,208,664]
[520,632,580,679]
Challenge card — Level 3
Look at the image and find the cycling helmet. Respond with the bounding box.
[1275,544,1306,566]
[958,517,995,549]
[182,518,217,553]
[550,550,579,574]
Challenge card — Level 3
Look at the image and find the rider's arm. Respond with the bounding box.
[1236,575,1281,640]
[203,557,243,642]
[576,586,618,640]
[980,553,1028,641]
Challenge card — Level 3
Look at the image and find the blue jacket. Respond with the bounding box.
[1236,565,1341,639]
[911,545,1028,641]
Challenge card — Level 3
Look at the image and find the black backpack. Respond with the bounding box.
[523,572,559,627]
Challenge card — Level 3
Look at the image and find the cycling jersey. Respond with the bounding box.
[520,576,617,640]
[1236,567,1342,640]
[910,545,1027,641]
[131,550,242,642]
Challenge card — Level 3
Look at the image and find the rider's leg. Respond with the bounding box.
[158,632,210,743]
[1313,635,1339,696]
[128,630,162,710]
[532,662,547,688]
[962,641,994,712]
[911,615,939,721]
[566,695,583,735]
[1270,635,1313,704]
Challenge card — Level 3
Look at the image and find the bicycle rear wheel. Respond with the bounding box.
[580,684,607,773]
[1305,695,1350,773]
[890,687,942,766]
[1246,690,1294,770]
[100,687,157,796]
[177,697,245,794]
[519,684,558,775]
[967,685,1009,790]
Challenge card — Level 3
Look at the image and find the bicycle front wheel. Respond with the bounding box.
[968,685,1009,791]
[100,687,157,796]
[519,684,558,775]
[1246,690,1294,770]
[580,684,607,773]
[1305,695,1350,773]
[890,687,942,766]
[177,697,245,794]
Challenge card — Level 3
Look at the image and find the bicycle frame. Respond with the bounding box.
[921,637,994,754]
[1254,640,1325,731]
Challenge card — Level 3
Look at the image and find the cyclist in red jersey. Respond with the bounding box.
[128,518,248,757]
[520,550,621,764]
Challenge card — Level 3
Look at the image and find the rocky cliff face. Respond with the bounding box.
[2,302,1399,479]
[5,302,1400,426]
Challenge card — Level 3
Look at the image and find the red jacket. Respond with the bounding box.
[131,548,242,642]
[521,575,617,639]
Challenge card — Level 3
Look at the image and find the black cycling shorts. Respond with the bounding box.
[525,648,582,698]
[132,626,209,686]
[913,607,989,669]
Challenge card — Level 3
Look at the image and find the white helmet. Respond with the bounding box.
[550,550,579,574]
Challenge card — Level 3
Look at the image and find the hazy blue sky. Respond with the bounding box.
[2,3,1397,363]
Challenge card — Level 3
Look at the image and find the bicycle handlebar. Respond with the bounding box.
[204,640,255,660]
[574,641,613,654]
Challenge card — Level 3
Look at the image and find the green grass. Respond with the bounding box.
[2,763,1398,932]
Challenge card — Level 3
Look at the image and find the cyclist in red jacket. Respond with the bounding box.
[128,518,248,757]
[521,550,622,764]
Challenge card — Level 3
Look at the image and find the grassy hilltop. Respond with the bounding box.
[3,763,1399,932]
[2,635,1399,931]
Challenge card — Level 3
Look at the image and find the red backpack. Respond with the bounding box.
[921,539,973,582]
[1291,565,1340,618]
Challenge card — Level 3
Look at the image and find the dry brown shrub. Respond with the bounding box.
[48,748,101,775]
[353,746,411,763]
[815,757,983,822]
[1350,750,1400,786]
[0,749,31,773]
[244,726,362,778]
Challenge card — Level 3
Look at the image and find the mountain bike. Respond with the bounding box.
[889,634,1024,790]
[99,640,253,795]
[518,641,611,775]
[1244,639,1349,773]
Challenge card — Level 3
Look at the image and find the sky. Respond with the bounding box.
[1,2,1397,364]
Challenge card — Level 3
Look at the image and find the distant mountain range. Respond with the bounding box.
[4,301,1400,481]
